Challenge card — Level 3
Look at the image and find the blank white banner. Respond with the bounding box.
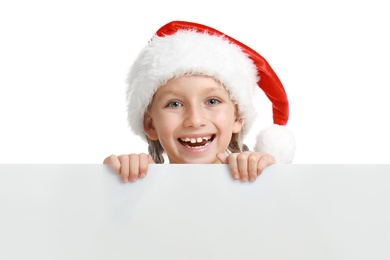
[0,164,389,260]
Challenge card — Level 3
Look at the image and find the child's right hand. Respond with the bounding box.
[103,153,155,183]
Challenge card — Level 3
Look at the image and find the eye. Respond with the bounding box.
[167,101,182,108]
[206,98,220,105]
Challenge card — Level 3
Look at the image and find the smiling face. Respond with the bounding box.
[143,75,243,164]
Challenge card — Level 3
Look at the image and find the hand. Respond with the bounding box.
[216,152,275,182]
[103,153,155,183]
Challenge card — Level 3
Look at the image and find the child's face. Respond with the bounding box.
[144,75,243,164]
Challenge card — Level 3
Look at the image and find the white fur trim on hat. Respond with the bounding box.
[254,124,296,163]
[126,30,259,140]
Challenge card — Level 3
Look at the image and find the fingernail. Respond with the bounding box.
[233,174,239,179]
[139,173,146,178]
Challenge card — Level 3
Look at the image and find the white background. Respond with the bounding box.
[0,0,389,163]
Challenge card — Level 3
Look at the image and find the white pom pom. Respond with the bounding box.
[254,124,296,163]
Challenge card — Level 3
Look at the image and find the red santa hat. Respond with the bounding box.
[126,21,295,163]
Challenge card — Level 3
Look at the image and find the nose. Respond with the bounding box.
[183,105,207,128]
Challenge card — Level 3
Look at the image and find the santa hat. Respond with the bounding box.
[126,21,295,163]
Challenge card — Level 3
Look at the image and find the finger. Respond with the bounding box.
[128,154,140,182]
[216,153,228,164]
[257,154,276,176]
[227,153,240,180]
[237,153,249,182]
[139,153,149,178]
[148,154,155,164]
[118,155,130,182]
[248,154,260,182]
[103,155,121,174]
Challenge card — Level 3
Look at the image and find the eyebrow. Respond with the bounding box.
[199,87,230,97]
[153,91,175,100]
[154,85,228,102]
[203,86,226,93]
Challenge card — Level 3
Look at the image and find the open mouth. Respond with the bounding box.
[178,135,215,149]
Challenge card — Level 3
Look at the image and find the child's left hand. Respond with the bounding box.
[217,152,275,182]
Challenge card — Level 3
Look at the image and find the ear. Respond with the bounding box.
[232,109,243,134]
[232,118,243,134]
[143,112,159,140]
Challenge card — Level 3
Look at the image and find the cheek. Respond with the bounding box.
[152,113,178,135]
[213,108,237,125]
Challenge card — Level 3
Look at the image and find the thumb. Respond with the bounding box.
[216,153,228,164]
[148,154,156,164]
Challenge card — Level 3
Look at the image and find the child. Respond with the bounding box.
[104,21,295,183]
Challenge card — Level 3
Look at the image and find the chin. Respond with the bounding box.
[170,155,218,164]
[185,157,219,164]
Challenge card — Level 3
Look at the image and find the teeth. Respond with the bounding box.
[180,136,211,143]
